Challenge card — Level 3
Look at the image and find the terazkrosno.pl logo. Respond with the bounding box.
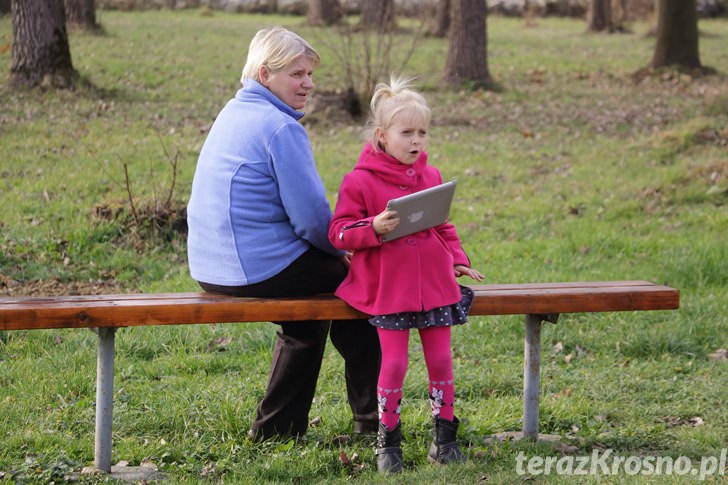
[516,449,726,480]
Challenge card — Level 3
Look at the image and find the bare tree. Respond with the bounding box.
[651,0,701,69]
[311,10,427,117]
[65,0,99,31]
[429,0,451,38]
[587,0,612,32]
[444,0,493,88]
[360,0,396,32]
[307,0,343,26]
[10,0,76,88]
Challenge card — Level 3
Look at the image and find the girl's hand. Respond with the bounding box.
[373,209,400,236]
[454,265,484,282]
[340,251,353,268]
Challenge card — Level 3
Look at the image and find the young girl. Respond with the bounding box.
[328,76,483,474]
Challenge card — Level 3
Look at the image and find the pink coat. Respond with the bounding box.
[328,144,471,316]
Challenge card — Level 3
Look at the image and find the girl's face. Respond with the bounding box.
[377,115,428,165]
[259,55,315,111]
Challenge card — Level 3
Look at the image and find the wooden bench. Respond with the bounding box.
[0,281,679,473]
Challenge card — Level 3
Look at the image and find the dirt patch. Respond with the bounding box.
[303,89,364,127]
[0,273,123,297]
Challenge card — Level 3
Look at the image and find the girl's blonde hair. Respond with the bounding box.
[368,75,431,149]
[240,27,321,85]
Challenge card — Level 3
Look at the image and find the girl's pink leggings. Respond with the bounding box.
[376,325,455,430]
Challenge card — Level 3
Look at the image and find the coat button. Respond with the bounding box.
[405,168,416,177]
[399,185,408,190]
[406,238,416,245]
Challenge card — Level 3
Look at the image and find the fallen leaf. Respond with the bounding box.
[569,205,583,216]
[207,336,232,351]
[658,415,704,427]
[564,353,573,364]
[554,442,579,454]
[553,341,564,353]
[708,348,727,362]
[339,451,351,466]
[332,434,350,447]
[200,462,215,477]
[310,416,321,427]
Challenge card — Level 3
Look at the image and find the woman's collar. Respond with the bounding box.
[239,79,305,120]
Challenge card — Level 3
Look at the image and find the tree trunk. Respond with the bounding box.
[444,0,492,88]
[65,0,98,31]
[10,0,76,89]
[651,0,701,69]
[360,0,395,32]
[587,0,612,31]
[307,0,343,26]
[430,0,450,38]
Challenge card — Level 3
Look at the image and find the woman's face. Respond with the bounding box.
[259,56,315,111]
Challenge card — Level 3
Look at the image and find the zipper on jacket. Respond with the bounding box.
[339,221,370,240]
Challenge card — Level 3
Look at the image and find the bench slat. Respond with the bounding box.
[0,282,679,331]
[0,280,661,305]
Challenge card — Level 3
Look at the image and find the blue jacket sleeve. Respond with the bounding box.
[268,121,342,257]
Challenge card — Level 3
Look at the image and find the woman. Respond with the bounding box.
[186,27,380,440]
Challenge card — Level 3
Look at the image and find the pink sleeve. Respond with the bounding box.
[328,174,382,250]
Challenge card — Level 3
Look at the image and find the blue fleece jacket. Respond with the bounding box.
[187,80,340,286]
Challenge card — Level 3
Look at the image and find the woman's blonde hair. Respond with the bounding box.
[368,75,431,149]
[240,27,321,85]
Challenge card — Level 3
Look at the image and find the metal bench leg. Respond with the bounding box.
[523,313,559,441]
[523,314,541,440]
[94,327,116,473]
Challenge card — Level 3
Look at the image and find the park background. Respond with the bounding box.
[1,2,727,483]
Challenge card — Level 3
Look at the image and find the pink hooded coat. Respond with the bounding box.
[328,144,471,316]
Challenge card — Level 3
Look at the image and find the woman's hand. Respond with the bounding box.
[454,265,484,282]
[373,210,400,236]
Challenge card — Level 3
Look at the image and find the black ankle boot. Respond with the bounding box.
[375,422,403,474]
[428,416,466,464]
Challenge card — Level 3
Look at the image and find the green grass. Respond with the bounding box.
[1,9,727,484]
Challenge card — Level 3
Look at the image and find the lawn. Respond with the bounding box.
[0,9,726,484]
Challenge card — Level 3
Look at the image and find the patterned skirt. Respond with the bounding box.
[368,285,474,330]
